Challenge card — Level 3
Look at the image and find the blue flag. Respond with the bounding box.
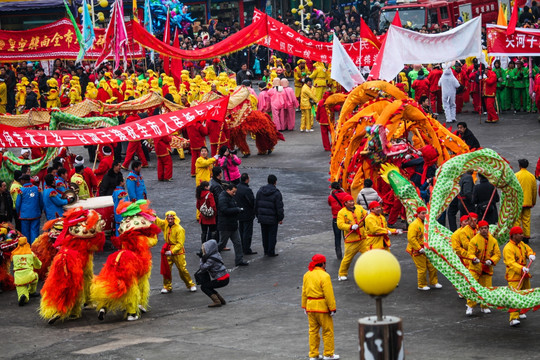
[79,0,95,63]
[144,0,155,62]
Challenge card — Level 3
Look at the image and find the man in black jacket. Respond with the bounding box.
[255,174,284,257]
[234,173,256,255]
[98,162,123,196]
[218,184,248,266]
[473,174,499,225]
[457,122,480,149]
[25,85,39,110]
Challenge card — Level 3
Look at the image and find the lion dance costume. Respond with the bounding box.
[91,200,160,321]
[31,218,63,281]
[40,207,105,324]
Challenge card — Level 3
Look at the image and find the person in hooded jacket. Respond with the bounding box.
[198,239,229,307]
[438,65,461,123]
[255,174,284,257]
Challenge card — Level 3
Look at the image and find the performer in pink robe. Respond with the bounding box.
[268,78,286,131]
[257,81,272,114]
[281,78,298,131]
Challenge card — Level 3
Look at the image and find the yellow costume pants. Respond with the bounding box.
[338,241,366,277]
[301,109,313,131]
[411,254,438,287]
[508,278,531,321]
[514,208,531,238]
[163,254,195,290]
[467,272,492,308]
[16,274,38,302]
[0,104,6,114]
[177,148,185,160]
[308,312,335,358]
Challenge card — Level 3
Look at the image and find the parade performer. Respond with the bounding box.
[43,174,68,220]
[504,226,535,327]
[126,161,147,201]
[301,254,339,360]
[268,78,286,131]
[510,59,528,113]
[186,120,208,177]
[31,219,63,281]
[294,59,311,99]
[112,178,128,236]
[451,215,470,267]
[316,92,333,151]
[91,200,159,321]
[11,237,41,306]
[428,64,443,114]
[365,201,402,251]
[207,119,230,157]
[45,79,60,108]
[281,78,298,131]
[300,78,317,132]
[94,146,114,184]
[311,62,329,102]
[71,165,91,200]
[155,211,197,294]
[483,67,499,123]
[336,194,367,281]
[40,207,105,324]
[452,63,467,114]
[438,65,461,123]
[465,220,501,316]
[69,155,98,197]
[407,207,441,290]
[514,159,537,243]
[155,134,173,181]
[15,174,43,244]
[122,113,149,169]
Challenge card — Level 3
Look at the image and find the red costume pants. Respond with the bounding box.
[157,154,173,180]
[430,90,442,113]
[320,124,331,151]
[484,96,498,122]
[471,92,481,113]
[123,141,148,168]
[456,93,464,113]
[190,148,201,176]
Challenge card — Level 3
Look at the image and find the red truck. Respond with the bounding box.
[379,0,501,30]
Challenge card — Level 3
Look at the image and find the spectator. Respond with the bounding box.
[356,179,382,210]
[234,173,257,255]
[327,182,348,260]
[473,174,499,225]
[0,181,13,223]
[217,145,242,184]
[217,183,248,266]
[99,162,123,196]
[456,122,480,149]
[196,181,217,243]
[24,85,39,110]
[236,63,253,85]
[197,239,229,307]
[255,174,284,257]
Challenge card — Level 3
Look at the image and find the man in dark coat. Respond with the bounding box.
[473,174,499,225]
[234,173,256,255]
[255,174,284,257]
[457,122,480,149]
[217,183,248,266]
[98,162,123,196]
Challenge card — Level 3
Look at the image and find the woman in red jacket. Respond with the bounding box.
[196,181,217,243]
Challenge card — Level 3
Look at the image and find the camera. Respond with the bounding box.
[229,148,237,155]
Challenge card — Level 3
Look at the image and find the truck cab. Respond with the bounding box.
[380,0,499,31]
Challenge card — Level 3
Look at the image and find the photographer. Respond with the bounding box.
[216,145,242,185]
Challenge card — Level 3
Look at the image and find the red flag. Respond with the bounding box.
[171,27,182,88]
[391,11,402,27]
[507,0,527,35]
[360,18,381,48]
[163,8,171,74]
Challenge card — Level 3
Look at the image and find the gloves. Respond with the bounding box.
[351,224,359,230]
[387,230,392,235]
[483,74,487,79]
[303,309,307,315]
[418,248,425,254]
[523,267,530,273]
[485,260,492,266]
[213,154,219,159]
[529,255,536,261]
[473,258,480,264]
[239,208,244,211]
[164,251,172,256]
[330,311,336,317]
[396,229,403,235]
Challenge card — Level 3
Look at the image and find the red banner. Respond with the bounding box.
[0,18,143,61]
[487,24,540,56]
[253,9,379,66]
[132,14,268,60]
[0,97,228,148]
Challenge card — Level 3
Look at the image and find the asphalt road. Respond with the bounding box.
[1,102,540,360]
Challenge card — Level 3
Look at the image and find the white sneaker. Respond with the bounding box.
[323,355,340,360]
[481,308,491,314]
[138,305,147,313]
[308,129,314,132]
[127,314,139,321]
[519,314,527,319]
[160,288,171,294]
[309,356,323,360]
[466,306,473,316]
[417,286,430,291]
[432,283,443,289]
[189,286,197,292]
[509,319,521,327]
[337,276,348,281]
[300,129,305,132]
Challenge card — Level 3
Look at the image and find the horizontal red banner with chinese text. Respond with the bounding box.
[487,24,540,56]
[0,96,228,148]
[0,18,143,61]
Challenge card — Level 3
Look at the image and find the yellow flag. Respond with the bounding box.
[133,0,138,22]
[497,2,507,26]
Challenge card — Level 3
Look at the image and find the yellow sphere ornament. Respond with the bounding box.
[295,21,300,25]
[98,12,105,21]
[99,0,108,8]
[78,6,83,14]
[291,8,297,13]
[298,4,304,10]
[306,14,311,20]
[307,1,313,6]
[354,250,401,296]
[87,3,91,10]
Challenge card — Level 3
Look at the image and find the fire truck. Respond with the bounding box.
[379,0,502,30]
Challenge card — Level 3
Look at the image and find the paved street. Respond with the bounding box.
[2,103,540,360]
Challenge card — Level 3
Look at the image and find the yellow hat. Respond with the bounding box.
[297,59,306,65]
[105,72,112,79]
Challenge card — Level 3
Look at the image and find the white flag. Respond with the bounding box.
[370,16,482,81]
[331,35,365,92]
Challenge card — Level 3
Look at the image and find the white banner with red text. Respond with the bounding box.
[0,96,228,148]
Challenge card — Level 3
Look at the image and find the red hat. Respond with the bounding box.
[478,220,489,227]
[369,201,381,210]
[342,194,354,202]
[460,215,469,222]
[469,212,478,219]
[309,254,327,271]
[510,226,523,235]
[416,206,427,214]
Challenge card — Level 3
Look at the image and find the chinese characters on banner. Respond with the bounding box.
[0,18,143,60]
[487,24,540,56]
[0,96,228,148]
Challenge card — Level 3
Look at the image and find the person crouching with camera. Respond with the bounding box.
[196,239,229,307]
